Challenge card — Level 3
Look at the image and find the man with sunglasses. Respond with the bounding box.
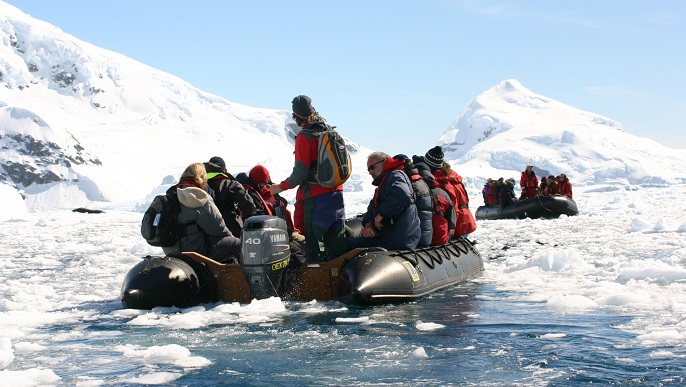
[269,95,346,262]
[346,152,421,251]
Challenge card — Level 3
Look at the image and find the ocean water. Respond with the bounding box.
[44,282,683,386]
[2,185,686,385]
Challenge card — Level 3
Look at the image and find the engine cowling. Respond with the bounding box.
[241,215,291,299]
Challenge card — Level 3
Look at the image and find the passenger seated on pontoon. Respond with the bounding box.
[556,174,573,199]
[482,178,496,207]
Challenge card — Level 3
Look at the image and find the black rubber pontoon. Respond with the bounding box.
[475,195,578,220]
[121,216,484,309]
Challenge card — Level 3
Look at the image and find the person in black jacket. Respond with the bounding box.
[500,178,518,207]
[394,154,432,248]
[204,156,256,237]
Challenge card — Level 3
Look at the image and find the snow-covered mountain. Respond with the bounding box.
[1,1,685,216]
[0,1,365,212]
[438,79,686,186]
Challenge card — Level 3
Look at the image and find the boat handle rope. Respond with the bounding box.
[397,250,436,269]
[446,239,470,256]
[438,244,454,263]
[536,195,554,212]
[392,237,477,269]
[425,248,445,266]
[418,250,437,269]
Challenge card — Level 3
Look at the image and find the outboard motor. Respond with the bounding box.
[241,215,291,299]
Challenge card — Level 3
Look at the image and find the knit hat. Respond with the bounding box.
[292,95,315,118]
[249,165,271,185]
[424,146,444,169]
[208,156,226,170]
[393,154,410,162]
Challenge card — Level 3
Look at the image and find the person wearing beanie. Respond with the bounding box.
[249,165,271,185]
[520,164,539,199]
[236,165,303,245]
[269,95,347,262]
[424,146,445,170]
[236,166,274,217]
[415,162,456,246]
[208,156,226,171]
[421,152,477,239]
[291,95,316,118]
[204,157,256,237]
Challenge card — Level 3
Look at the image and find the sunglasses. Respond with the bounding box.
[367,160,384,171]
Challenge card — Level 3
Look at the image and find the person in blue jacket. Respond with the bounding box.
[346,152,421,251]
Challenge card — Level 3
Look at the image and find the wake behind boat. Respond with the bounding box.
[121,215,484,309]
[475,195,578,220]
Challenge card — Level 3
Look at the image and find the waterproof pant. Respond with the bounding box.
[302,191,346,262]
[208,234,241,263]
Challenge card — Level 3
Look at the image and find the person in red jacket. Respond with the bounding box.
[423,146,476,239]
[556,173,573,199]
[269,95,346,262]
[482,178,496,207]
[415,161,456,245]
[236,165,273,217]
[520,165,539,199]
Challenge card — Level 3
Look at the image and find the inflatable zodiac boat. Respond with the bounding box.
[121,215,484,309]
[475,195,578,220]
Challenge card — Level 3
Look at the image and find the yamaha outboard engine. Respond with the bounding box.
[241,215,291,299]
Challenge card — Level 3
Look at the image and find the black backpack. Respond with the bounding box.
[141,188,181,247]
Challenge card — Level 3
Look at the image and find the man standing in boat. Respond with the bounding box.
[346,152,421,251]
[520,164,539,199]
[269,95,347,262]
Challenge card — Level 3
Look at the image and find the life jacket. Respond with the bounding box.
[520,171,538,198]
[433,168,476,237]
[236,173,273,216]
[430,187,455,245]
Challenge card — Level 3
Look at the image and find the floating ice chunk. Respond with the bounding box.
[595,292,651,306]
[0,338,14,369]
[507,250,589,273]
[124,372,182,385]
[546,294,598,313]
[0,368,60,385]
[335,317,370,324]
[539,333,566,340]
[628,217,653,232]
[616,266,686,285]
[415,320,446,331]
[412,347,429,358]
[649,350,684,359]
[121,344,191,363]
[175,356,212,368]
[637,329,684,345]
[651,218,680,233]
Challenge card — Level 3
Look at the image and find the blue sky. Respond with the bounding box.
[6,0,686,155]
